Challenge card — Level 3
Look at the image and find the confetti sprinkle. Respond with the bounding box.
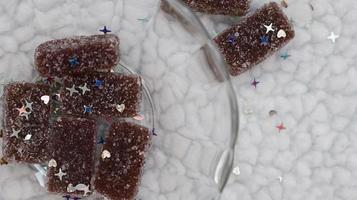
[0,129,3,138]
[133,114,144,121]
[55,168,67,181]
[62,195,71,200]
[72,197,82,200]
[95,79,104,88]
[99,26,111,34]
[260,35,269,46]
[327,32,339,43]
[68,56,79,67]
[233,166,240,175]
[251,78,260,88]
[0,157,8,165]
[276,122,286,132]
[152,128,157,136]
[277,29,287,38]
[227,34,238,45]
[115,104,125,113]
[48,159,57,168]
[83,105,93,114]
[264,23,274,33]
[41,95,50,105]
[78,83,90,95]
[137,17,150,23]
[97,136,105,144]
[66,85,79,96]
[269,110,278,116]
[67,183,90,196]
[24,134,32,141]
[280,52,291,60]
[10,128,20,138]
[101,150,111,160]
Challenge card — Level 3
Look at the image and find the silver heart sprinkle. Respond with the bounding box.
[116,104,125,113]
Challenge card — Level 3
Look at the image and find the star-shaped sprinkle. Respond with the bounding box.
[280,52,291,60]
[10,128,20,138]
[24,134,32,141]
[66,85,79,96]
[78,83,91,95]
[100,26,111,34]
[264,23,274,33]
[83,105,93,114]
[97,136,105,144]
[69,56,79,67]
[62,195,71,200]
[276,122,286,132]
[24,100,33,111]
[16,105,27,116]
[233,166,240,175]
[260,35,269,46]
[251,78,260,88]
[101,150,111,160]
[95,79,104,88]
[21,112,30,120]
[227,34,238,45]
[46,76,55,84]
[55,168,67,181]
[327,32,339,43]
[0,157,8,165]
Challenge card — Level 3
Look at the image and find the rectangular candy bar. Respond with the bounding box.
[181,0,250,16]
[94,122,151,200]
[60,72,142,118]
[35,34,120,77]
[2,83,51,163]
[47,117,96,196]
[214,2,295,76]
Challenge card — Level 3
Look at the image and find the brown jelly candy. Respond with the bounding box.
[60,72,142,118]
[47,117,96,196]
[214,2,295,76]
[94,122,151,200]
[35,34,120,77]
[181,0,250,16]
[2,83,51,163]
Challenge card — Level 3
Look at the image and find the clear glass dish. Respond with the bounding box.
[0,0,239,199]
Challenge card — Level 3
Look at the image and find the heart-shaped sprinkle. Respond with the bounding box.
[48,159,57,168]
[277,29,286,38]
[133,114,144,121]
[24,134,32,141]
[41,95,50,105]
[101,150,111,160]
[116,104,125,113]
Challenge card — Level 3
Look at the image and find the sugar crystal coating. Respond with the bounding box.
[94,122,151,200]
[60,72,142,118]
[47,117,96,196]
[181,0,250,16]
[2,83,51,163]
[35,34,120,77]
[214,2,295,76]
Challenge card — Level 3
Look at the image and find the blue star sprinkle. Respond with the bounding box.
[227,34,237,45]
[84,105,93,114]
[68,56,79,67]
[280,52,291,60]
[260,35,269,46]
[97,135,105,144]
[99,26,111,34]
[95,79,104,88]
[62,195,71,200]
[251,78,260,88]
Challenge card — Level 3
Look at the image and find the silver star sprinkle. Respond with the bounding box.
[78,83,91,95]
[48,159,57,168]
[233,166,240,175]
[10,128,20,138]
[55,168,67,181]
[264,23,274,33]
[24,99,33,111]
[20,111,31,120]
[24,134,32,141]
[116,104,125,113]
[66,85,79,96]
[101,150,111,160]
[327,32,339,43]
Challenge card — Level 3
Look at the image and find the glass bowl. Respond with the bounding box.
[0,0,239,199]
